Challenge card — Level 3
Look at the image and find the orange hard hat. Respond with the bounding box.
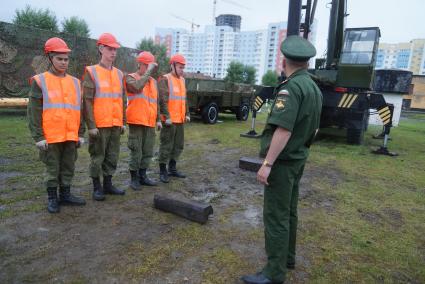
[137,51,155,64]
[97,33,120,48]
[170,54,186,65]
[44,37,71,54]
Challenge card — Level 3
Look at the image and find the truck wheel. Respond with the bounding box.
[236,103,250,121]
[202,102,218,124]
[347,128,365,145]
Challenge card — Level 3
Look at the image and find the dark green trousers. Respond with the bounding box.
[39,141,78,188]
[262,159,306,282]
[88,127,121,178]
[158,123,184,164]
[128,124,156,171]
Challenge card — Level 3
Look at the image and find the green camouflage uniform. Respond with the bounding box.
[259,68,322,282]
[27,73,85,188]
[157,75,190,164]
[82,63,126,178]
[125,69,160,171]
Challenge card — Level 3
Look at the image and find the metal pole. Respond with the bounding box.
[287,0,302,36]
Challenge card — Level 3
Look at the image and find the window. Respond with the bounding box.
[340,29,378,64]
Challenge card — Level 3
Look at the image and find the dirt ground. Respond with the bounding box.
[0,128,339,283]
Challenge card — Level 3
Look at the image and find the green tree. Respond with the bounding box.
[13,5,59,32]
[262,70,279,86]
[136,38,169,76]
[225,61,245,83]
[225,61,257,85]
[243,65,257,85]
[62,16,90,37]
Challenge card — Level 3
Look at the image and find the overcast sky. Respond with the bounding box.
[1,0,424,56]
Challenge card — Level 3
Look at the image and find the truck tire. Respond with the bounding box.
[346,127,364,145]
[202,102,218,124]
[236,103,250,121]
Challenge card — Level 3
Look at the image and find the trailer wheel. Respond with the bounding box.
[202,102,218,124]
[347,128,365,145]
[236,103,250,121]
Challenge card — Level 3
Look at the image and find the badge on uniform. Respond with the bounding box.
[274,97,286,110]
[278,89,289,96]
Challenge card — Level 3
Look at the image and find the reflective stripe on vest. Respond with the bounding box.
[38,73,81,111]
[126,76,158,127]
[87,65,124,127]
[164,74,186,123]
[32,72,81,144]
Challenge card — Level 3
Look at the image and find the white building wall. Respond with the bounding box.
[369,94,403,127]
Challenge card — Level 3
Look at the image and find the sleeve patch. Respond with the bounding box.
[274,97,286,110]
[278,89,289,95]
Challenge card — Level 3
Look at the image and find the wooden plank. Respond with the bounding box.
[153,194,214,224]
[239,156,263,172]
[0,98,28,108]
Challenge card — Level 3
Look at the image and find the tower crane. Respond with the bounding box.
[171,14,200,33]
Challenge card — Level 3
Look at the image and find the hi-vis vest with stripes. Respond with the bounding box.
[85,65,124,127]
[31,72,81,144]
[126,73,158,127]
[162,74,186,123]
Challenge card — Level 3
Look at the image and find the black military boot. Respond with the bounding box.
[103,175,125,195]
[59,186,86,206]
[159,163,169,183]
[168,159,186,178]
[130,170,142,191]
[139,168,157,186]
[92,177,105,201]
[47,187,60,213]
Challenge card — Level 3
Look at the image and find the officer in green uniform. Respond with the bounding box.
[242,36,323,284]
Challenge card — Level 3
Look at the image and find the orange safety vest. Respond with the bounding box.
[31,72,81,144]
[161,73,186,123]
[126,73,158,127]
[85,64,124,127]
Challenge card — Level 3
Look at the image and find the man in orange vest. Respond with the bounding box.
[28,37,86,213]
[82,33,126,201]
[158,54,190,183]
[125,51,162,190]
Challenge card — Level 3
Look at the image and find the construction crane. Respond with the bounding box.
[171,14,200,33]
[212,0,250,24]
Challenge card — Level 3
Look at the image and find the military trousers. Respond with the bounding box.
[128,124,156,171]
[39,141,78,188]
[158,123,184,164]
[262,159,306,282]
[88,126,121,178]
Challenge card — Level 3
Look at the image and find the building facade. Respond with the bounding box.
[154,18,316,84]
[376,39,425,75]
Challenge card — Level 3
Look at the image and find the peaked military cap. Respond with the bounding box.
[280,35,316,62]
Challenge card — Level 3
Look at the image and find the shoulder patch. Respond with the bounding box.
[278,89,290,96]
[274,97,286,110]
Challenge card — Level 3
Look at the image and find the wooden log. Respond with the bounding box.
[239,156,263,172]
[153,194,213,224]
[0,98,28,108]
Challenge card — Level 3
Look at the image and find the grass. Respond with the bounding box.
[1,111,424,283]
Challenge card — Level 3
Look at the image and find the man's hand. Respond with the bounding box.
[77,137,84,148]
[165,118,172,126]
[36,140,48,151]
[147,62,158,72]
[156,121,163,131]
[257,165,271,186]
[120,126,126,135]
[88,128,99,137]
[185,116,190,123]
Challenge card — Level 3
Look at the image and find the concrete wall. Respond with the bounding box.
[0,21,139,98]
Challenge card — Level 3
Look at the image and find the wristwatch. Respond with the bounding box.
[262,159,273,167]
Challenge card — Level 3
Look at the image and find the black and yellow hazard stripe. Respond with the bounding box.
[337,93,358,108]
[253,96,264,111]
[378,106,391,125]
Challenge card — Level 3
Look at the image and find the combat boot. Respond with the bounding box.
[159,163,169,183]
[59,186,86,206]
[139,168,157,186]
[168,159,186,178]
[47,187,60,213]
[103,175,125,195]
[130,170,142,191]
[92,177,105,201]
